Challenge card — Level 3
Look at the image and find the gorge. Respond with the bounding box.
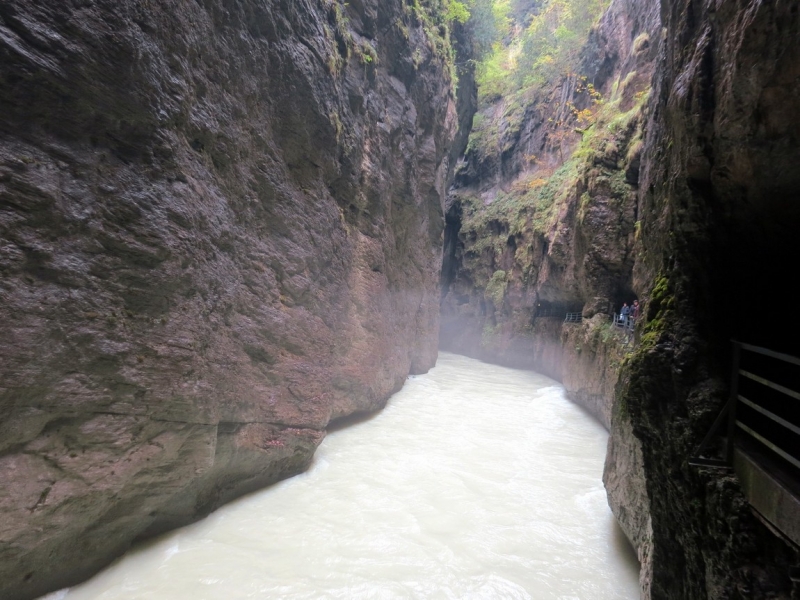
[46,354,642,600]
[1,0,799,599]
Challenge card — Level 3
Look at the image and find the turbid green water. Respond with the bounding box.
[45,352,639,600]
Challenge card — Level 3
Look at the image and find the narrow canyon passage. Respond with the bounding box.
[45,353,639,600]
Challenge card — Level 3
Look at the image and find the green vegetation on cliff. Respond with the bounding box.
[464,0,613,161]
[458,85,648,280]
[325,0,471,89]
[443,0,655,353]
[474,0,610,103]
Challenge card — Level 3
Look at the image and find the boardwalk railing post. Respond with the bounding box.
[726,341,741,464]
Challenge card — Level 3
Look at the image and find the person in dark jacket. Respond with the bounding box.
[621,303,630,326]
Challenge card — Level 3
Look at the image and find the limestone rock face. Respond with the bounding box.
[603,405,653,597]
[614,0,800,597]
[440,0,660,365]
[0,2,465,598]
[442,0,800,596]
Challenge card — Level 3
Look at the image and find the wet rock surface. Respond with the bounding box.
[440,0,800,597]
[0,1,465,598]
[440,0,659,363]
[617,0,800,597]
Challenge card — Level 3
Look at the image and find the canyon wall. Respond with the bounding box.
[441,0,659,364]
[440,0,660,586]
[442,0,800,598]
[617,0,800,597]
[0,1,470,598]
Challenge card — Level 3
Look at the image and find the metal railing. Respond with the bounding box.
[613,314,636,331]
[564,312,583,323]
[730,343,800,469]
[534,302,584,320]
[690,342,800,470]
[689,341,800,549]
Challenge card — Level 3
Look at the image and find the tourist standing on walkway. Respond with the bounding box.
[631,300,640,322]
[621,303,630,326]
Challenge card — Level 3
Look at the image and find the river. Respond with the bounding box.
[44,352,639,600]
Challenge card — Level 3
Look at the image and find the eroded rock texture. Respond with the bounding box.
[0,2,466,598]
[616,0,800,597]
[438,2,662,587]
[441,0,800,597]
[440,0,659,368]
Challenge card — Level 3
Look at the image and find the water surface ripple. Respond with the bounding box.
[49,352,639,600]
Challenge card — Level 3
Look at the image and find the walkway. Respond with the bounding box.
[691,342,800,549]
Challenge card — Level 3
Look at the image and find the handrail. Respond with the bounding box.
[690,341,800,550]
[690,341,800,468]
[564,312,583,323]
[737,342,800,367]
[740,371,800,401]
[730,340,800,471]
[736,422,800,471]
[738,395,800,437]
[612,313,636,331]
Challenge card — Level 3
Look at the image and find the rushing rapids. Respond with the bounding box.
[44,353,639,600]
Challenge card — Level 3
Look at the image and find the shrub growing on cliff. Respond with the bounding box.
[446,0,472,23]
[466,0,512,57]
[516,0,609,88]
[406,0,476,88]
[485,269,508,306]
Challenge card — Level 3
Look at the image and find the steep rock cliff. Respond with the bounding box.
[440,0,659,385]
[443,0,800,597]
[438,7,660,587]
[0,1,468,598]
[614,0,800,597]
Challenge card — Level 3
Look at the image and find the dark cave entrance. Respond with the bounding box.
[710,191,800,358]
